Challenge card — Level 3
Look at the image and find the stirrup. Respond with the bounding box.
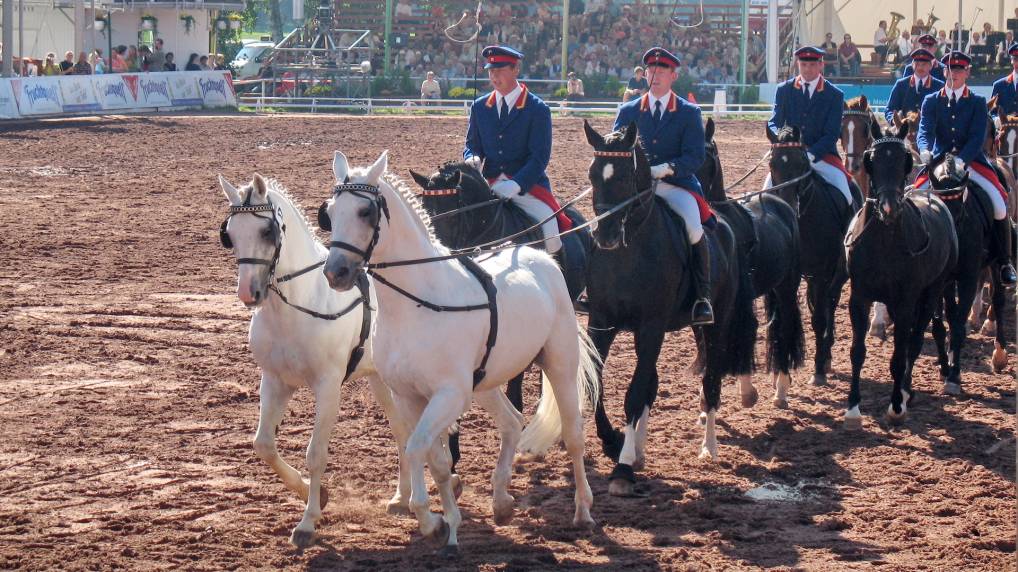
[1000,263,1017,286]
[692,298,715,325]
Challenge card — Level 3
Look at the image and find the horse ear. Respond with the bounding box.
[859,94,868,109]
[792,125,802,142]
[365,150,388,185]
[988,94,998,113]
[252,173,268,198]
[408,169,430,189]
[333,151,350,183]
[583,119,602,148]
[452,170,463,187]
[869,116,883,141]
[218,174,241,205]
[766,126,778,144]
[622,121,638,148]
[903,151,913,179]
[892,110,903,129]
[704,117,715,143]
[895,121,909,140]
[863,149,873,176]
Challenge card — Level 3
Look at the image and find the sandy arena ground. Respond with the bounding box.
[0,114,1014,571]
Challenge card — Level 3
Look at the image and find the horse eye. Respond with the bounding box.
[358,207,372,218]
[261,226,275,240]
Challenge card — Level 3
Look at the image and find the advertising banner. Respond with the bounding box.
[59,75,102,112]
[164,72,203,107]
[92,74,137,110]
[0,79,20,119]
[197,71,238,107]
[12,77,64,115]
[136,74,173,107]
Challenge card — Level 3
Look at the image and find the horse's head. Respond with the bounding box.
[696,117,725,201]
[322,150,391,291]
[862,121,913,224]
[766,124,810,207]
[841,96,878,175]
[218,173,284,307]
[584,119,651,250]
[997,113,1018,175]
[410,161,492,248]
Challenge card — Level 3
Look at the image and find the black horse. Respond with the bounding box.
[843,124,957,428]
[583,120,756,495]
[766,125,861,386]
[925,153,1007,394]
[698,121,805,409]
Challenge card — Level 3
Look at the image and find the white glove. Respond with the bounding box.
[650,163,673,179]
[994,115,1002,130]
[953,156,966,172]
[464,155,482,170]
[806,151,816,162]
[491,179,521,198]
[920,150,932,165]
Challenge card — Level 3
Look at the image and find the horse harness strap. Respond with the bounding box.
[343,272,372,382]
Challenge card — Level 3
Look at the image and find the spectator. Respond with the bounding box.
[72,51,92,75]
[111,46,128,73]
[89,50,106,74]
[999,32,1015,66]
[150,38,166,71]
[139,45,152,71]
[163,52,177,72]
[21,57,37,76]
[936,30,949,54]
[60,50,74,74]
[967,31,985,53]
[40,53,60,76]
[873,20,889,65]
[623,66,648,101]
[185,53,201,71]
[839,34,861,77]
[420,70,441,103]
[214,54,227,71]
[894,30,913,67]
[199,55,211,71]
[566,71,584,100]
[126,45,139,72]
[820,32,838,76]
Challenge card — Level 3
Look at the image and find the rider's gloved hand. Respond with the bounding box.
[491,179,522,198]
[650,164,673,179]
[464,155,482,170]
[806,151,817,163]
[953,156,966,172]
[920,149,932,165]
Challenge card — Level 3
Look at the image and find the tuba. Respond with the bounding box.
[925,10,940,35]
[886,12,906,42]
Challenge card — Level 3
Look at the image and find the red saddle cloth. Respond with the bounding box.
[913,161,1008,201]
[486,178,573,232]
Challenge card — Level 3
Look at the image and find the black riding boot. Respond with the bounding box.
[690,239,715,325]
[993,218,1017,286]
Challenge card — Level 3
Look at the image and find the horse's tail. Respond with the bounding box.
[725,243,758,376]
[519,325,601,455]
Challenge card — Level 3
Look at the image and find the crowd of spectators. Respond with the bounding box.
[873,8,1018,73]
[2,37,229,77]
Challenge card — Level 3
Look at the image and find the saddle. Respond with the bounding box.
[655,196,691,270]
[711,200,758,255]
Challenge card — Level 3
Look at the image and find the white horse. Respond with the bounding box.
[320,150,599,556]
[218,173,411,547]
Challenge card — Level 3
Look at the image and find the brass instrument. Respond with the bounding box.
[925,9,940,35]
[886,12,906,42]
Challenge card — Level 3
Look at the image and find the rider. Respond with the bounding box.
[903,34,947,82]
[613,47,713,325]
[884,48,944,124]
[915,51,1018,285]
[766,46,855,208]
[463,45,569,254]
[990,42,1018,120]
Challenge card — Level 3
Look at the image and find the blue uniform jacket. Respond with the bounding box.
[613,91,705,196]
[990,73,1018,118]
[463,84,552,193]
[917,85,990,167]
[884,73,944,123]
[904,60,946,82]
[768,75,844,159]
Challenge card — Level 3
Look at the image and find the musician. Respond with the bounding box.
[612,47,714,324]
[463,45,568,253]
[884,48,944,124]
[990,42,1018,119]
[915,51,1017,285]
[904,34,947,81]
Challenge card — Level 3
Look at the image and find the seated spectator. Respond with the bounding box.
[163,52,177,72]
[72,51,92,75]
[60,51,74,74]
[40,53,60,76]
[420,70,441,103]
[821,32,838,76]
[839,34,861,76]
[21,57,38,77]
[185,53,201,71]
[873,20,889,65]
[566,71,584,100]
[623,66,648,101]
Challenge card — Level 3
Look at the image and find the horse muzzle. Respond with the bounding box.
[324,252,360,291]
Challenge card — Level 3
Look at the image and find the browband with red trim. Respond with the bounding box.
[593,150,635,157]
[416,188,459,196]
[771,142,805,149]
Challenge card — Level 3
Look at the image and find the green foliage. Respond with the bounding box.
[448,87,479,99]
[553,87,569,98]
[737,85,760,103]
[305,84,333,97]
[580,74,623,99]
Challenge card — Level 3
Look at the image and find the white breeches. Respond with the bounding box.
[763,160,853,206]
[491,180,562,253]
[656,182,704,243]
[915,166,1007,220]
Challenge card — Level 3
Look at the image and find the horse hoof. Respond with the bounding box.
[426,519,450,548]
[436,544,460,559]
[573,514,596,529]
[843,416,863,431]
[943,382,962,396]
[493,496,515,526]
[697,412,707,427]
[981,319,996,337]
[608,478,635,497]
[741,387,759,409]
[451,474,463,500]
[885,410,907,425]
[386,499,411,516]
[992,347,1008,373]
[810,374,827,387]
[868,325,886,341]
[289,528,315,549]
[699,444,718,462]
[319,486,330,510]
[631,457,645,472]
[773,397,788,410]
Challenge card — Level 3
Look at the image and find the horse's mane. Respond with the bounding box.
[381,170,437,242]
[846,96,869,111]
[255,177,319,240]
[775,125,798,143]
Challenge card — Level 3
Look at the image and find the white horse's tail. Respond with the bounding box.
[518,325,601,454]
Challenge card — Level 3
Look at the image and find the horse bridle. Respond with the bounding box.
[841,110,874,163]
[854,136,932,256]
[768,142,817,214]
[996,122,1018,159]
[220,201,284,278]
[590,148,657,245]
[319,183,391,266]
[415,180,509,247]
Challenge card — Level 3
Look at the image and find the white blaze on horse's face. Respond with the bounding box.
[602,163,614,182]
[324,150,389,291]
[845,121,856,171]
[1007,128,1018,173]
[219,174,277,306]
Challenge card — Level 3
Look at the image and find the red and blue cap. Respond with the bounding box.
[793,46,825,61]
[908,48,935,62]
[642,47,680,69]
[482,46,523,69]
[917,34,937,47]
[1008,42,1018,57]
[941,51,972,68]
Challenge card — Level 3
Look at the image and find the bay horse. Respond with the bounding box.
[844,125,957,428]
[217,173,410,546]
[926,154,1009,391]
[766,125,861,386]
[697,120,806,409]
[841,95,878,196]
[321,150,599,555]
[582,121,756,496]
